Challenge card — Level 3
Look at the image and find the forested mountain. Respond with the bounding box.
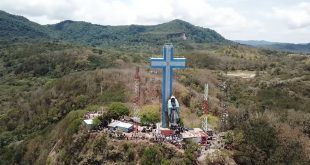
[0,11,54,41]
[0,10,310,165]
[235,40,279,46]
[236,40,310,54]
[262,43,310,54]
[0,10,228,47]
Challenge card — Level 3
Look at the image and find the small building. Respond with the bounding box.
[181,128,208,144]
[83,119,94,130]
[160,128,175,136]
[108,120,134,133]
[131,116,141,124]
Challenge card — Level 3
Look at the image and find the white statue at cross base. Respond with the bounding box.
[168,96,180,127]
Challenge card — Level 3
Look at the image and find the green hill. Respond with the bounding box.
[0,11,53,42]
[47,19,229,47]
[1,10,310,165]
[0,10,228,46]
[236,40,310,54]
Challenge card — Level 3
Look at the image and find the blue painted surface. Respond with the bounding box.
[162,66,166,127]
[150,44,186,128]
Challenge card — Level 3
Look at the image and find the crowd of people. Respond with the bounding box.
[84,112,216,151]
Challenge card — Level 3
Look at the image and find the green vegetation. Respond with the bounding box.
[263,43,310,54]
[0,10,53,41]
[237,40,310,53]
[235,118,278,164]
[0,11,229,48]
[141,145,165,165]
[92,117,101,127]
[230,117,310,165]
[93,134,107,154]
[107,102,130,119]
[0,9,309,165]
[184,142,200,165]
[139,104,161,124]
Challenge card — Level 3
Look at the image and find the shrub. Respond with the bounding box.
[141,145,164,165]
[107,102,129,119]
[66,119,82,136]
[184,142,200,165]
[234,118,278,164]
[93,134,107,154]
[139,104,161,125]
[98,84,128,103]
[126,149,135,162]
[93,117,101,127]
[205,150,228,165]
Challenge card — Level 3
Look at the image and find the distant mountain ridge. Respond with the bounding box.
[235,40,280,46]
[0,10,229,47]
[263,43,310,54]
[3,10,309,53]
[236,40,310,54]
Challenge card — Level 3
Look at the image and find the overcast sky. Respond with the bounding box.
[1,0,309,43]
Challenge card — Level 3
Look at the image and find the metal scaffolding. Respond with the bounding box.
[202,84,208,132]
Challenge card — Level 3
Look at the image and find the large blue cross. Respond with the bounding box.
[150,43,186,128]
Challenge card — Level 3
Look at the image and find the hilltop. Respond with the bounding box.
[0,10,54,41]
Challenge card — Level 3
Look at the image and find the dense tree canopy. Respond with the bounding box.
[139,104,161,125]
[107,102,129,119]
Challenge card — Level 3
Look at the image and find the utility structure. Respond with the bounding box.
[202,84,209,132]
[219,79,229,131]
[150,43,186,128]
[133,66,141,132]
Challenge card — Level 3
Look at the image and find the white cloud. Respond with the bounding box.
[272,2,310,29]
[171,0,261,33]
[0,0,257,31]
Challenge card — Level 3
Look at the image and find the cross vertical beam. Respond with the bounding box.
[150,43,186,128]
